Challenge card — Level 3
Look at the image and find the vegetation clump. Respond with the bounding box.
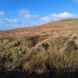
[0,32,78,73]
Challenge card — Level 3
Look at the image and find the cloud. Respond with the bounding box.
[0,11,75,26]
[0,18,17,24]
[0,11,5,16]
[40,11,75,22]
[0,11,76,30]
[52,11,74,19]
[18,9,30,18]
[18,9,41,19]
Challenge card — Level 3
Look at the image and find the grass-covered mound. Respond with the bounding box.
[0,31,78,74]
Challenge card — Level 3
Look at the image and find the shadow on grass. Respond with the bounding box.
[0,70,78,78]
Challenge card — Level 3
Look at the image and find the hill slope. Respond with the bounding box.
[1,19,78,38]
[0,19,78,75]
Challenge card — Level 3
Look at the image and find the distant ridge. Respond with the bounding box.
[0,18,78,38]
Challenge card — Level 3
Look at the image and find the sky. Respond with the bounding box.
[0,0,78,30]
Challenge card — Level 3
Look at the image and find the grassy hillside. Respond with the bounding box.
[0,19,78,77]
[1,19,78,38]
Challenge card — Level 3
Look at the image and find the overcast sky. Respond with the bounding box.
[0,0,77,30]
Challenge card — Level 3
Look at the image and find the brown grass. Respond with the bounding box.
[0,19,78,73]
